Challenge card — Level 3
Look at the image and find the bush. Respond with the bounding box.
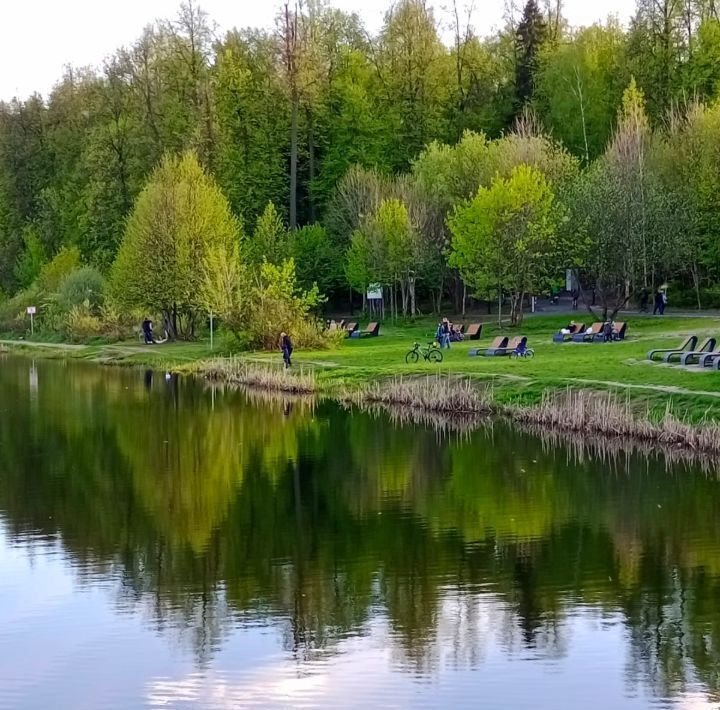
[245,259,327,350]
[37,247,81,292]
[61,302,136,343]
[57,267,105,312]
[62,304,105,342]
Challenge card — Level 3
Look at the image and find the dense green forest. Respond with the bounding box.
[3,0,720,340]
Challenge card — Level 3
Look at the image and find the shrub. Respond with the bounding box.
[62,303,104,342]
[37,247,81,293]
[57,267,105,312]
[245,259,326,350]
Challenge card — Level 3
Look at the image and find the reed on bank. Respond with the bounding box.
[202,358,316,394]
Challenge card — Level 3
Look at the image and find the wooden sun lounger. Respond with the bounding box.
[466,323,482,340]
[572,323,602,342]
[486,336,521,357]
[344,322,359,337]
[360,322,380,337]
[594,321,627,342]
[469,335,506,357]
[664,336,715,363]
[553,323,585,343]
[647,335,698,361]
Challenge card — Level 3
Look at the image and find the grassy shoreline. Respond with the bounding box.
[4,313,720,430]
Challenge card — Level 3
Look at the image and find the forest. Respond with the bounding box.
[3,0,720,341]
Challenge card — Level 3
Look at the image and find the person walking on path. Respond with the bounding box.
[639,288,649,313]
[280,332,293,369]
[653,288,667,315]
[571,288,579,310]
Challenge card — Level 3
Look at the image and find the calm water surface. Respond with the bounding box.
[2,356,720,709]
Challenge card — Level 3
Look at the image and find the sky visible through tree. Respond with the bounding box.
[3,0,635,100]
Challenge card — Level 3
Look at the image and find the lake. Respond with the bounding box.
[1,356,720,709]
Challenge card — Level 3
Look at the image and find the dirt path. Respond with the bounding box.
[569,377,720,399]
[0,339,87,351]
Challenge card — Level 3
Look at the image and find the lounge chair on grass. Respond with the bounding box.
[359,322,381,338]
[572,323,602,342]
[647,335,698,361]
[594,321,627,342]
[469,336,507,357]
[664,336,715,363]
[487,336,524,357]
[698,349,720,368]
[466,323,483,340]
[553,323,585,343]
[345,322,359,337]
[684,342,720,367]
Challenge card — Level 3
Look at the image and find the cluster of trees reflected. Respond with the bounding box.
[1,358,720,702]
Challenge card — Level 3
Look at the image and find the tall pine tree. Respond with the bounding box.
[515,0,548,111]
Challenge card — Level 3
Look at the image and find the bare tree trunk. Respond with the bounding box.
[289,91,299,229]
[307,107,315,223]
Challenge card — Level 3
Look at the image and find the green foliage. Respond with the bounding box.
[246,258,325,350]
[14,227,46,288]
[3,0,720,319]
[37,246,81,293]
[290,224,343,296]
[449,165,567,325]
[246,202,289,266]
[199,240,250,342]
[515,0,548,109]
[110,153,239,338]
[57,267,106,313]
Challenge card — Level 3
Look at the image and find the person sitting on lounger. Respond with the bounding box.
[561,320,578,336]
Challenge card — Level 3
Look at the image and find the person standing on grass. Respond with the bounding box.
[142,318,154,344]
[280,332,293,369]
[661,289,668,315]
[440,318,452,349]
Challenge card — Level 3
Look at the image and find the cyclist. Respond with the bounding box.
[513,339,529,357]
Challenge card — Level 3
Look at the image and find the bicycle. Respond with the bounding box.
[405,341,443,364]
[511,347,535,359]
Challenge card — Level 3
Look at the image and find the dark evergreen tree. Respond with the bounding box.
[515,0,548,111]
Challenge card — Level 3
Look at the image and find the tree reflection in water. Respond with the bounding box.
[1,357,720,702]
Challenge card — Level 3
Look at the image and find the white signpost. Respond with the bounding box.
[26,306,36,335]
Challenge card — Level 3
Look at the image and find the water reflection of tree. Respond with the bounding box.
[3,359,720,700]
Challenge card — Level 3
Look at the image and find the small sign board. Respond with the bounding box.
[26,306,36,315]
[366,284,382,300]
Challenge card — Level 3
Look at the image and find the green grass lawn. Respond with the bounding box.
[4,313,720,420]
[252,314,720,420]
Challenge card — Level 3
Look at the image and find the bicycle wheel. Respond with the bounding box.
[524,349,535,359]
[405,350,420,364]
[428,349,443,363]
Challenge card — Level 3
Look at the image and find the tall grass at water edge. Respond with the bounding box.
[202,358,316,394]
[200,362,720,455]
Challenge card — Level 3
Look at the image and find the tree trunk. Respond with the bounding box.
[408,275,417,316]
[307,108,315,223]
[289,89,299,229]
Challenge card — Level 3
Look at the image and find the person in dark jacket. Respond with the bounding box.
[142,319,154,344]
[280,332,293,368]
[603,320,614,342]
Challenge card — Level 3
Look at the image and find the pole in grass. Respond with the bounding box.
[26,305,36,336]
[209,310,214,351]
